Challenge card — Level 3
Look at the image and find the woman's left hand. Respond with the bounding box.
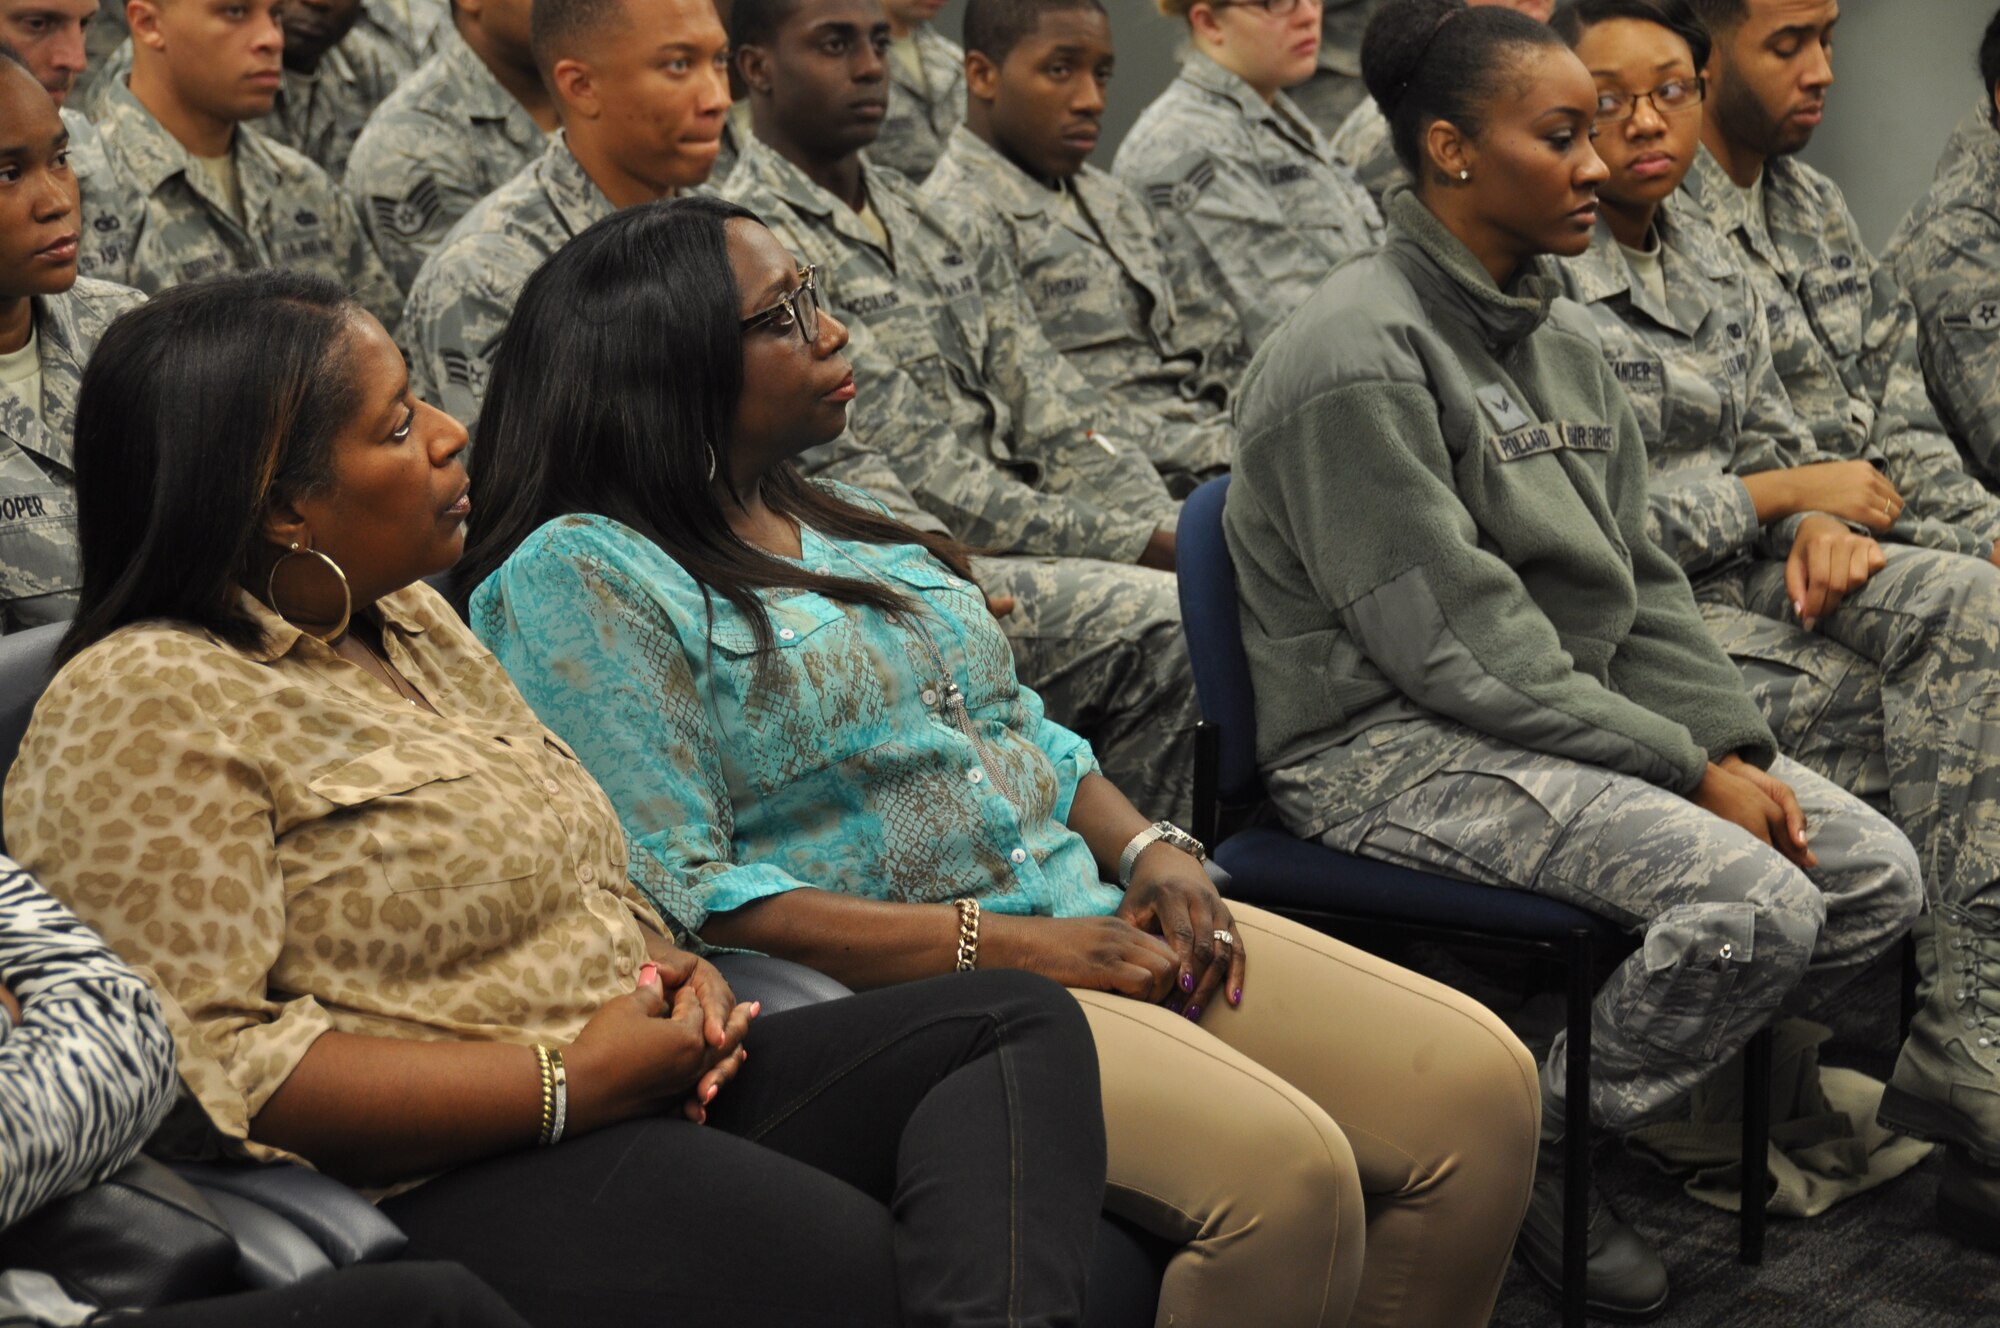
[645,933,739,1051]
[1116,850,1246,1023]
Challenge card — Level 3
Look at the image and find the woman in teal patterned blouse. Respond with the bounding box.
[460,196,1540,1328]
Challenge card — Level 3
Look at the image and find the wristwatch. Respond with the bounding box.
[1118,821,1208,888]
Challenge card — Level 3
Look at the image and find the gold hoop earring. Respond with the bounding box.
[266,541,352,642]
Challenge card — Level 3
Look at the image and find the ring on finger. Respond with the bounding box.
[1212,928,1235,948]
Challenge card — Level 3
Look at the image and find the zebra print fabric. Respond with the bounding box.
[0,857,178,1232]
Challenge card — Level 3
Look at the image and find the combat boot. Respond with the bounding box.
[1513,1138,1671,1322]
[1880,901,2000,1163]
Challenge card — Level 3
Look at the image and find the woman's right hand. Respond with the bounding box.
[1750,460,1902,531]
[983,914,1180,1002]
[1785,514,1884,630]
[563,973,755,1134]
[1689,761,1814,871]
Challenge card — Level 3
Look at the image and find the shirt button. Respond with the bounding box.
[814,566,832,576]
[578,863,596,884]
[945,576,964,588]
[778,627,796,641]
[543,778,561,795]
[1010,848,1027,865]
[884,612,899,625]
[921,688,939,707]
[967,769,984,785]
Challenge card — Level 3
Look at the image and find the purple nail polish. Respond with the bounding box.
[1230,988,1242,1005]
[1185,1004,1201,1022]
[1180,971,1194,993]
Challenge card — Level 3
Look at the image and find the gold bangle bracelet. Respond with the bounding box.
[533,1044,556,1146]
[953,897,981,972]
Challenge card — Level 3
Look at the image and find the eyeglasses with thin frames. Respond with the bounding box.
[1595,75,1705,124]
[1205,0,1320,18]
[740,265,821,345]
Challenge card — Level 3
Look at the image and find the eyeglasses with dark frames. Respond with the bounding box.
[740,265,821,344]
[1595,75,1705,124]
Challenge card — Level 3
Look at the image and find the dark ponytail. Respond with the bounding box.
[1362,0,1565,180]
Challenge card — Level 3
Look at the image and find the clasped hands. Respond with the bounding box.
[565,939,757,1134]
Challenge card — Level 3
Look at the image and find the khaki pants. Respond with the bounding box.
[1072,905,1540,1328]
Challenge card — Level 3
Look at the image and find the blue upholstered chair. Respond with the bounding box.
[1173,476,1772,1327]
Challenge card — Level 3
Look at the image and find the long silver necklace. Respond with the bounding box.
[822,542,1019,808]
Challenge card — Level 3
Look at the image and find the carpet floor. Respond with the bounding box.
[1466,946,2000,1326]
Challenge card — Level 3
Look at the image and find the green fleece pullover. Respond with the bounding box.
[1225,189,1776,802]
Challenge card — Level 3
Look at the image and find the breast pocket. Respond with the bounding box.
[0,484,81,602]
[1799,259,1866,362]
[707,596,892,797]
[302,741,549,893]
[881,560,1020,717]
[1606,350,1670,449]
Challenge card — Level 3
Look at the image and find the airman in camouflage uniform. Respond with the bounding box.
[721,131,1198,821]
[0,277,142,632]
[1683,147,2000,563]
[88,78,401,323]
[1560,201,2000,1029]
[1285,0,1387,139]
[1235,187,1922,1138]
[924,125,1243,487]
[64,108,145,286]
[874,17,962,182]
[1884,102,2000,488]
[1327,96,1405,205]
[270,21,414,182]
[344,29,549,292]
[400,135,613,426]
[1112,49,1384,351]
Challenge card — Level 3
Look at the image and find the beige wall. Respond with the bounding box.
[932,0,1995,249]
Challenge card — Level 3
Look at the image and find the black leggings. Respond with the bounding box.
[381,970,1106,1328]
[108,1262,530,1327]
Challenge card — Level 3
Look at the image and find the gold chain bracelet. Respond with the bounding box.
[953,897,981,972]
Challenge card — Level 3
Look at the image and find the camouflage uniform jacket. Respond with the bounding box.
[269,26,415,183]
[1884,102,2000,485]
[89,79,400,324]
[1683,146,2000,559]
[873,24,964,183]
[64,108,146,287]
[1327,97,1405,207]
[344,31,546,292]
[1227,189,1773,825]
[0,278,144,631]
[1557,199,1825,581]
[923,126,1243,476]
[1112,51,1384,351]
[1287,0,1388,139]
[400,134,612,425]
[720,133,1176,561]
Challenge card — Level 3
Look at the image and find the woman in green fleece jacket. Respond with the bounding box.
[1222,1,1923,1319]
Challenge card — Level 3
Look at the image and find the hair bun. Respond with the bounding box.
[1361,0,1466,116]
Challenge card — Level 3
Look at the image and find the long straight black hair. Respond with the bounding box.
[61,271,360,664]
[457,196,973,654]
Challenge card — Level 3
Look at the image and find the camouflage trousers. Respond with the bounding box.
[973,555,1198,826]
[1699,543,2000,913]
[1310,730,1921,1132]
